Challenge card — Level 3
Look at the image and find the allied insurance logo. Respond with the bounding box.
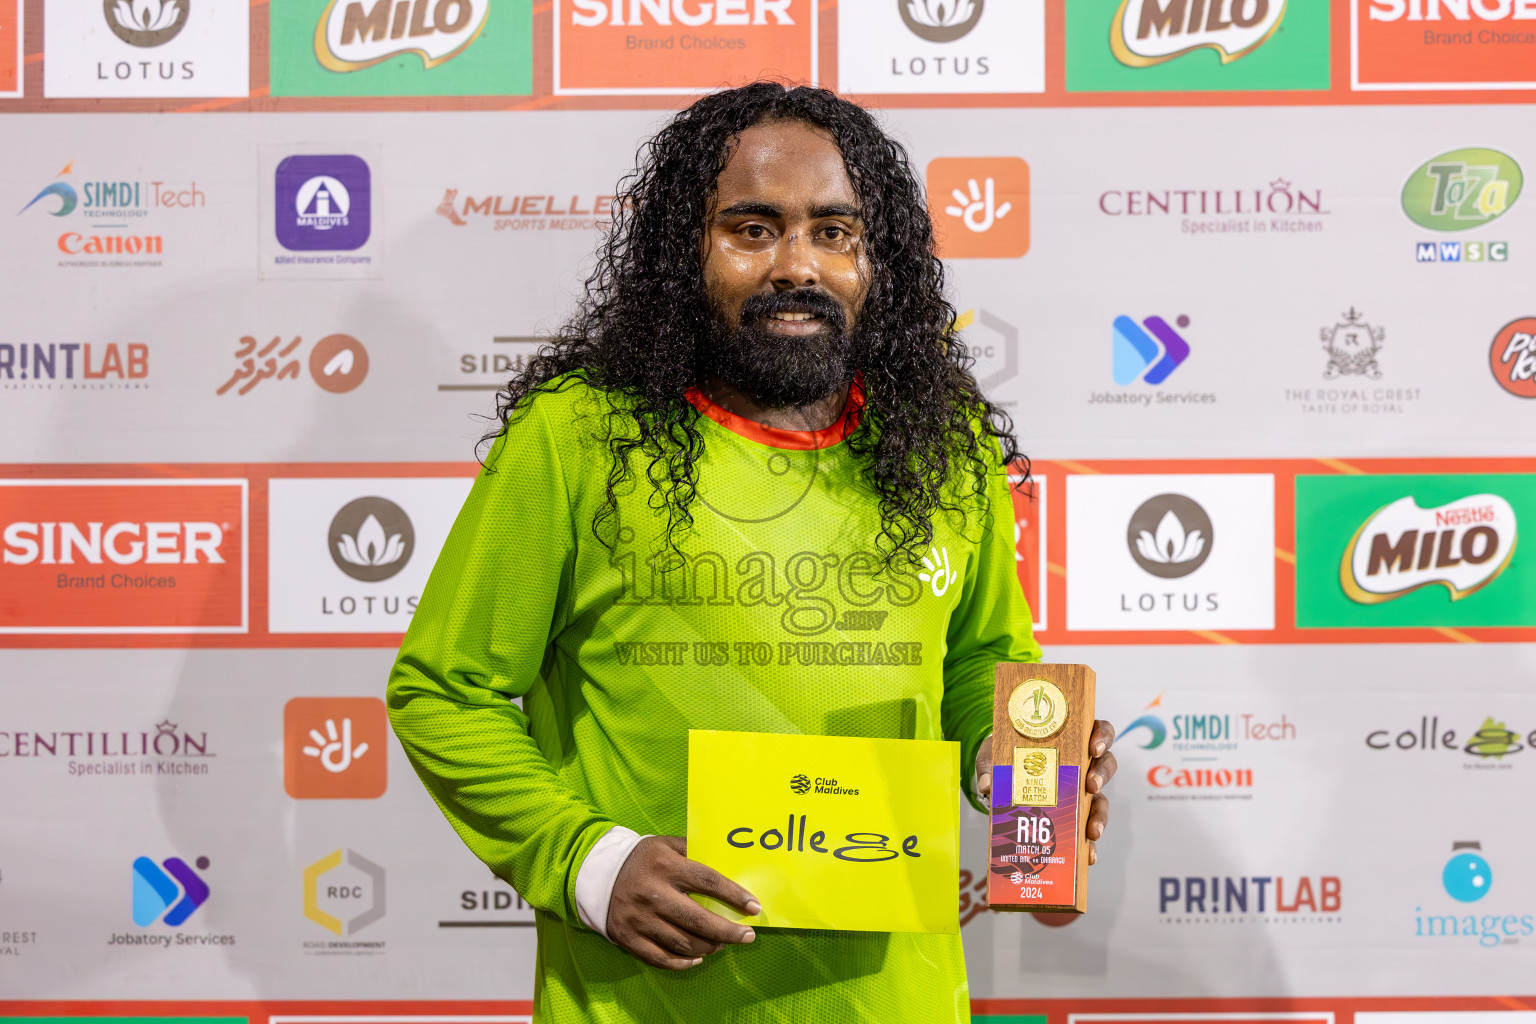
[926,157,1029,258]
[1355,0,1536,90]
[275,154,371,252]
[0,479,248,634]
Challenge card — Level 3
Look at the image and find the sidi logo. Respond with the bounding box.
[926,157,1029,258]
[284,697,388,798]
[1112,0,1285,66]
[316,0,489,71]
[1341,493,1516,604]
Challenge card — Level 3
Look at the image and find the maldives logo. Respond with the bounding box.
[1341,493,1516,604]
[284,697,388,798]
[1402,149,1522,232]
[275,154,371,252]
[105,0,189,47]
[1491,317,1536,399]
[1111,0,1286,66]
[132,855,210,926]
[314,0,489,71]
[927,157,1029,258]
[1113,314,1190,385]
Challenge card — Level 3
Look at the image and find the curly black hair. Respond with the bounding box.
[484,81,1024,567]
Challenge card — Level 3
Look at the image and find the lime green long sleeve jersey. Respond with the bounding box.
[387,375,1040,1022]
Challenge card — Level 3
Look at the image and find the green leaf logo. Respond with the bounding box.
[1402,148,1522,232]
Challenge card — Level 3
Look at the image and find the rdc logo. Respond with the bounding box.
[789,773,811,795]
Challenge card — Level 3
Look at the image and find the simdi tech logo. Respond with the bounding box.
[554,0,814,95]
[926,157,1029,258]
[16,160,208,270]
[269,0,531,96]
[1354,0,1536,91]
[836,0,1046,95]
[42,0,249,98]
[1121,691,1297,798]
[1295,473,1536,628]
[284,697,388,798]
[1066,0,1330,92]
[0,479,248,634]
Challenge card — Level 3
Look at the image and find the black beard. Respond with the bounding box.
[699,288,855,408]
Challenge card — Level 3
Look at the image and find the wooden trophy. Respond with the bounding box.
[988,663,1096,914]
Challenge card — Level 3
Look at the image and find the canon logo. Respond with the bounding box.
[2,521,225,566]
[568,0,793,26]
[1369,0,1536,20]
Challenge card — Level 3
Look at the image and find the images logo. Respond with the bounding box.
[1444,841,1491,902]
[328,497,413,582]
[1320,307,1384,380]
[1341,493,1516,604]
[303,848,384,935]
[1113,314,1190,385]
[284,696,388,798]
[106,0,188,47]
[1490,317,1536,399]
[315,0,488,71]
[901,0,983,42]
[1414,840,1532,947]
[926,157,1029,258]
[132,855,209,926]
[275,155,371,252]
[1127,494,1212,578]
[1110,0,1284,66]
[1402,149,1522,232]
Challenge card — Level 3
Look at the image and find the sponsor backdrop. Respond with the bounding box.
[3,2,1536,1023]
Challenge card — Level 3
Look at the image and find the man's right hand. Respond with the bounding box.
[606,835,759,970]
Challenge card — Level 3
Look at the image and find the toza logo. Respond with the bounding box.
[1113,314,1190,386]
[1111,0,1285,67]
[1490,317,1536,399]
[1401,148,1522,232]
[105,0,188,47]
[284,697,389,798]
[329,496,414,583]
[900,0,983,43]
[315,0,489,72]
[1127,493,1212,579]
[132,855,209,926]
[1341,493,1516,604]
[1320,307,1385,380]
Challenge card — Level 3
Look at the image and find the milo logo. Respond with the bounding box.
[1402,148,1523,232]
[1341,493,1517,604]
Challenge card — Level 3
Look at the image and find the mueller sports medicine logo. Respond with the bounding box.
[435,187,614,232]
[315,0,489,71]
[1341,493,1516,604]
[105,0,188,47]
[1111,0,1286,66]
[275,155,371,252]
[284,697,389,798]
[0,480,247,634]
[1491,317,1536,398]
[926,157,1029,258]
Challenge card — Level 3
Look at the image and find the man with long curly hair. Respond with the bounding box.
[388,82,1116,1022]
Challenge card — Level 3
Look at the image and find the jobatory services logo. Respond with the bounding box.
[0,0,20,97]
[1367,714,1536,771]
[1403,148,1520,262]
[303,849,385,953]
[0,718,216,779]
[328,497,414,582]
[15,160,209,270]
[284,697,388,798]
[269,0,530,96]
[837,0,1045,95]
[1122,692,1296,800]
[1098,177,1330,237]
[554,0,813,95]
[926,157,1029,258]
[217,334,369,396]
[1066,474,1276,631]
[132,855,209,927]
[1066,0,1330,92]
[1490,317,1536,398]
[1354,0,1536,91]
[1295,474,1536,628]
[1414,840,1532,947]
[43,0,249,97]
[0,479,248,634]
[1112,314,1191,386]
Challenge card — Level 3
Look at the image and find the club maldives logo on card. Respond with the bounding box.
[0,479,247,634]
[1295,474,1536,628]
[1355,0,1536,90]
[554,0,815,95]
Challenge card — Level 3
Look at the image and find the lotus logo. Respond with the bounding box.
[1111,0,1284,67]
[1341,493,1516,604]
[105,0,189,47]
[900,0,984,42]
[790,773,811,794]
[1127,494,1213,579]
[328,496,415,582]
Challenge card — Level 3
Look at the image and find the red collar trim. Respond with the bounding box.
[685,376,865,451]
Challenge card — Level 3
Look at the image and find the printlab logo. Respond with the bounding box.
[315,0,489,71]
[900,0,983,42]
[1,341,150,390]
[328,497,414,582]
[789,773,811,794]
[1402,148,1521,233]
[1414,841,1532,947]
[132,855,209,926]
[105,0,188,46]
[275,155,371,251]
[926,157,1029,258]
[1490,317,1536,399]
[284,697,389,798]
[1158,872,1342,923]
[1110,0,1284,67]
[1321,307,1385,380]
[217,334,368,396]
[304,848,385,938]
[1113,314,1190,386]
[1127,494,1212,579]
[1340,493,1516,605]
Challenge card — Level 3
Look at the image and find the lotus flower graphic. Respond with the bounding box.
[327,496,415,582]
[1135,510,1205,566]
[337,514,405,569]
[899,0,983,41]
[1126,494,1214,579]
[114,0,181,32]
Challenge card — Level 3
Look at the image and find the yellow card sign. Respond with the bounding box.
[686,729,959,935]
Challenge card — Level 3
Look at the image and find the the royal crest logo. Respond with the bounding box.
[1341,493,1517,604]
[1320,307,1385,381]
[315,0,489,72]
[1110,0,1286,66]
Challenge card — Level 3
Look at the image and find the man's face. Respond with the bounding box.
[700,119,871,407]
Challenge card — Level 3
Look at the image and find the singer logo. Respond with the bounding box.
[0,479,246,634]
[1111,0,1286,65]
[1342,494,1517,605]
[926,157,1030,258]
[1355,0,1536,90]
[315,0,489,71]
[284,697,388,798]
[0,0,19,98]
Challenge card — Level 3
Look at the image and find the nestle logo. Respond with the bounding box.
[789,773,811,794]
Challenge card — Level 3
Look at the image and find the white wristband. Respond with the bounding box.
[574,825,649,940]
